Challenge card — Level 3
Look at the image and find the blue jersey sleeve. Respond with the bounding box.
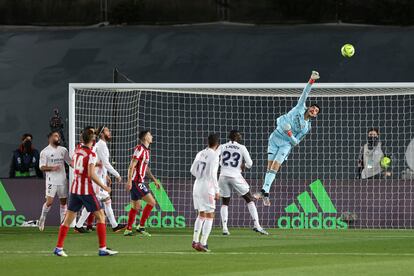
[294,83,313,111]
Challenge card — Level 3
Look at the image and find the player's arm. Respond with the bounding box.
[63,148,73,168]
[146,167,160,189]
[190,153,200,178]
[127,158,138,191]
[242,146,253,170]
[357,146,364,179]
[39,151,59,172]
[294,71,320,110]
[99,146,121,183]
[283,123,300,146]
[89,163,110,193]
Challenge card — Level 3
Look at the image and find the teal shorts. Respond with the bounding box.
[267,131,292,164]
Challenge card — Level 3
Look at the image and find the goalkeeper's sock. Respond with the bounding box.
[262,170,277,195]
[220,205,229,232]
[247,202,261,229]
[200,218,213,246]
[193,216,205,243]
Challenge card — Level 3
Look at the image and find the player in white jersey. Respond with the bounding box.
[38,131,73,231]
[219,130,268,235]
[75,126,125,233]
[191,134,220,252]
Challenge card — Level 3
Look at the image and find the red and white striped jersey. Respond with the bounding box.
[132,144,150,183]
[71,146,97,195]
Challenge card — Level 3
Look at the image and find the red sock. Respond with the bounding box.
[96,223,106,249]
[139,204,153,227]
[127,208,138,230]
[56,225,69,248]
[87,213,95,227]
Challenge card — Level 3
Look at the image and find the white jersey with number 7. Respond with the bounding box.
[190,148,220,196]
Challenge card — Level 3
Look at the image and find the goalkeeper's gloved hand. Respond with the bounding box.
[309,70,320,84]
[283,123,299,146]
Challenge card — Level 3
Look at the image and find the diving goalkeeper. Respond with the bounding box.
[255,71,321,206]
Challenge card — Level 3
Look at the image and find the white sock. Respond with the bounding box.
[200,218,213,246]
[247,201,261,229]
[220,205,229,232]
[76,208,90,228]
[193,216,205,243]
[40,203,51,220]
[59,204,67,223]
[104,199,118,228]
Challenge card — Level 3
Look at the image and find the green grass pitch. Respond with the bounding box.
[1,227,414,275]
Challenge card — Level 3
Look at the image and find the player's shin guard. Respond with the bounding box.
[56,225,69,249]
[139,204,153,227]
[262,170,277,195]
[104,200,118,228]
[76,208,90,228]
[220,205,229,232]
[59,204,67,223]
[96,223,106,250]
[200,218,213,246]
[247,202,261,229]
[126,208,138,230]
[193,216,205,243]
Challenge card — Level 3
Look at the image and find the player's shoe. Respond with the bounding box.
[263,196,271,206]
[136,227,152,237]
[74,226,89,233]
[38,217,45,231]
[197,244,210,252]
[112,224,126,232]
[192,241,202,252]
[222,230,231,236]
[86,225,95,231]
[53,248,68,257]
[253,227,269,235]
[123,229,134,236]
[253,191,263,200]
[98,248,118,256]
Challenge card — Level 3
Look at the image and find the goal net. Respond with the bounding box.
[69,83,414,229]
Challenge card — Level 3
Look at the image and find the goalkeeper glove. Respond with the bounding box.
[309,70,320,84]
[283,124,299,146]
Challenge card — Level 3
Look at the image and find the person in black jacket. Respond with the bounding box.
[9,133,43,178]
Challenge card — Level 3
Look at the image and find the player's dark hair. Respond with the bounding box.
[309,103,321,113]
[229,130,240,141]
[138,129,150,141]
[82,129,95,144]
[83,125,96,133]
[368,127,379,135]
[47,131,59,138]
[21,133,33,141]
[207,133,219,147]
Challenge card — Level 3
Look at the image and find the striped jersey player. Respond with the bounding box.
[124,130,160,237]
[53,128,117,257]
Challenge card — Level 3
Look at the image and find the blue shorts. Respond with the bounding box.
[267,131,292,164]
[130,182,150,201]
[68,193,101,213]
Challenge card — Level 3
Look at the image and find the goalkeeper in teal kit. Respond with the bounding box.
[254,71,321,206]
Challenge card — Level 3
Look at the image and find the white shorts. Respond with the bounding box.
[45,184,68,199]
[193,192,216,213]
[218,175,250,198]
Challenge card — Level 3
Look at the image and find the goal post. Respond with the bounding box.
[69,82,414,229]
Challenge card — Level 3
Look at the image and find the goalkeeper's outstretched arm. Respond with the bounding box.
[295,71,320,110]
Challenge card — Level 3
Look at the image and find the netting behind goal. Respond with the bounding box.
[69,84,414,229]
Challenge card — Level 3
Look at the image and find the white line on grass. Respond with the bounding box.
[1,251,414,257]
